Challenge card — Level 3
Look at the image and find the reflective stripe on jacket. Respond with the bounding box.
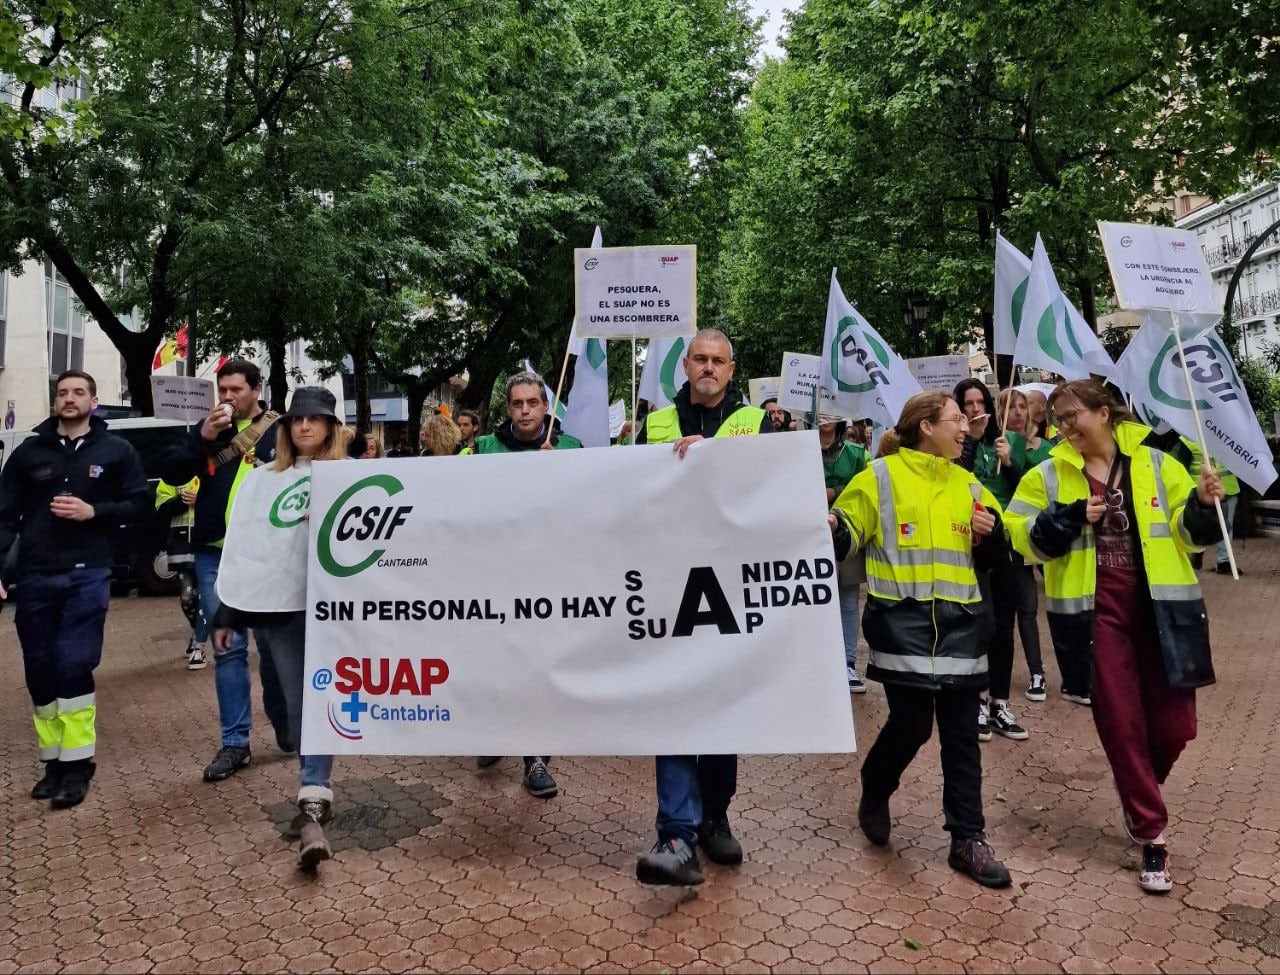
[831,448,999,691]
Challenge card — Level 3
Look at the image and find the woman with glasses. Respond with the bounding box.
[829,392,1012,888]
[1004,379,1223,894]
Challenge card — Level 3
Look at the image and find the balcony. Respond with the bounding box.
[1232,289,1280,321]
[1205,235,1258,269]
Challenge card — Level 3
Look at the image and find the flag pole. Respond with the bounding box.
[1170,312,1238,580]
[631,338,638,445]
[546,336,573,448]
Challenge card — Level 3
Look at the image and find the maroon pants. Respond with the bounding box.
[1091,565,1197,842]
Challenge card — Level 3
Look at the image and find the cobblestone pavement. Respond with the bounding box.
[2,538,1279,975]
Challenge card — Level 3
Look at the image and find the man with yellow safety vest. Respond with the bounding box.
[634,329,774,887]
[1004,379,1223,894]
[829,391,1012,888]
[0,371,149,809]
[160,359,291,782]
[155,476,205,668]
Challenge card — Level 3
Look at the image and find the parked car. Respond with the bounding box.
[0,416,193,596]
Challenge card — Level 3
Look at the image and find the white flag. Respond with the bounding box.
[1116,316,1277,494]
[562,335,610,446]
[1014,235,1115,381]
[994,232,1032,358]
[638,335,689,409]
[818,269,921,426]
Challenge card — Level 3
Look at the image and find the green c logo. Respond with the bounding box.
[268,476,311,528]
[830,316,890,394]
[1146,334,1223,412]
[660,337,687,401]
[317,474,406,578]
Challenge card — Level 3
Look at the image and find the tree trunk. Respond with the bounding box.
[264,327,289,412]
[1076,275,1098,330]
[122,339,158,416]
[405,381,429,454]
[352,322,373,433]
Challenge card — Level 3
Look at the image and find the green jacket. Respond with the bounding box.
[823,442,869,494]
[462,418,582,454]
[965,436,1025,511]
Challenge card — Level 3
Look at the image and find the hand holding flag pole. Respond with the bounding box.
[1169,312,1238,580]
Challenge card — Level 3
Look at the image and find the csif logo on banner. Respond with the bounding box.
[269,475,310,528]
[317,474,419,578]
[830,317,892,393]
[1147,332,1241,412]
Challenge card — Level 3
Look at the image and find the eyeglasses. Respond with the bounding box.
[1103,485,1130,533]
[1053,408,1082,428]
[938,412,967,425]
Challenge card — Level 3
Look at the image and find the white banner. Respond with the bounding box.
[1098,221,1219,314]
[818,270,922,427]
[749,377,782,409]
[907,356,969,393]
[1116,314,1278,494]
[302,435,856,756]
[574,245,697,339]
[779,352,840,416]
[150,374,214,422]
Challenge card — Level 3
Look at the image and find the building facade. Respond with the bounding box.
[1177,180,1280,356]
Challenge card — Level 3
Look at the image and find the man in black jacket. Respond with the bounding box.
[0,371,149,808]
[161,359,290,782]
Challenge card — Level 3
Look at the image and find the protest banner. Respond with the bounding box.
[749,376,782,407]
[779,352,840,416]
[1097,221,1219,315]
[150,374,214,422]
[609,400,626,439]
[301,434,855,756]
[574,245,697,339]
[907,356,969,392]
[818,270,921,427]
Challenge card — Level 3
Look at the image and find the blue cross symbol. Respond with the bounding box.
[340,691,369,723]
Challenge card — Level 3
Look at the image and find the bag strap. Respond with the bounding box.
[210,411,279,470]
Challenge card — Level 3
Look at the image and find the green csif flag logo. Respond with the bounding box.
[1035,296,1082,367]
[830,316,891,394]
[1010,275,1029,337]
[269,475,311,528]
[659,337,687,402]
[1146,332,1241,413]
[317,474,414,578]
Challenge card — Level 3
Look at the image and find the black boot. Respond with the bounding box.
[297,795,333,870]
[50,759,95,810]
[698,817,743,865]
[31,762,61,800]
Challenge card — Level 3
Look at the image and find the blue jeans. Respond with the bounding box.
[194,549,288,748]
[654,755,737,846]
[840,582,861,669]
[258,613,333,791]
[1217,494,1238,566]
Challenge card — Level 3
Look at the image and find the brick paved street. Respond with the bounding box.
[2,538,1279,975]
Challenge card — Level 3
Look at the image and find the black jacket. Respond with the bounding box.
[160,408,278,549]
[0,415,149,579]
[635,383,775,442]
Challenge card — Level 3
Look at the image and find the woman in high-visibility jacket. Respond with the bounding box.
[1003,379,1223,895]
[829,391,1011,889]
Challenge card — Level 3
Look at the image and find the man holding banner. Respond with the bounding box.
[463,370,580,797]
[635,329,772,886]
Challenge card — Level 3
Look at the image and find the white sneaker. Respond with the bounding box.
[847,666,868,694]
[187,646,208,670]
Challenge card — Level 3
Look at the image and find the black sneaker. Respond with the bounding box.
[1025,674,1047,702]
[522,760,557,798]
[977,699,992,742]
[31,762,61,801]
[991,702,1029,741]
[1216,562,1236,575]
[698,818,743,865]
[475,755,500,769]
[203,745,252,782]
[1139,843,1172,893]
[50,760,95,810]
[636,838,703,886]
[948,834,1012,888]
[858,794,891,846]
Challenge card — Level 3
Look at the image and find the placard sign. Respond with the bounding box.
[1097,221,1219,314]
[907,355,969,392]
[150,374,214,422]
[778,352,841,416]
[574,245,697,339]
[749,377,782,407]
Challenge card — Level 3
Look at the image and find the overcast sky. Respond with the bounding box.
[750,0,801,60]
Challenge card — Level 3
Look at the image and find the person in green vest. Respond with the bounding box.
[955,378,1031,744]
[1172,436,1241,575]
[634,329,773,888]
[463,370,578,800]
[820,418,870,692]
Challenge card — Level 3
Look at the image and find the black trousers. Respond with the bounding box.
[979,550,1044,699]
[860,684,985,839]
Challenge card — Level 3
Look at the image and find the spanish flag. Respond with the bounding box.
[153,323,188,370]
